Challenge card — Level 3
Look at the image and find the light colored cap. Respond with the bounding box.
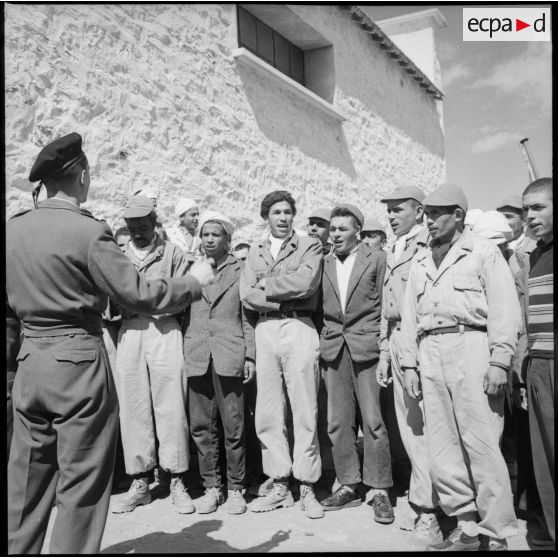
[496,195,523,211]
[133,188,157,200]
[423,183,468,213]
[332,203,364,228]
[380,185,425,203]
[464,208,484,227]
[473,210,514,245]
[176,198,198,218]
[123,195,154,219]
[307,207,331,222]
[198,210,234,239]
[361,217,385,233]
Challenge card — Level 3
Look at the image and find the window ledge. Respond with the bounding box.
[232,47,346,122]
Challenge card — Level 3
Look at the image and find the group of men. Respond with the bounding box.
[6,132,554,554]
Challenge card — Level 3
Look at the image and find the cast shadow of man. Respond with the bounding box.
[101,519,291,554]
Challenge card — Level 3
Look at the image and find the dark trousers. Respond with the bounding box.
[527,356,555,542]
[317,363,334,472]
[188,361,245,490]
[8,334,118,554]
[324,344,393,488]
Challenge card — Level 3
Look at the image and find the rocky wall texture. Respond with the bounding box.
[5,4,444,242]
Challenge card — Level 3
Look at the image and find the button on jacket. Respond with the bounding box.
[400,229,521,370]
[239,231,323,314]
[184,254,257,378]
[379,226,429,363]
[320,242,386,363]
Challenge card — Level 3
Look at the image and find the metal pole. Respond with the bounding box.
[519,138,540,182]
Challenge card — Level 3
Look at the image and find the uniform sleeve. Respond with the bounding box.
[379,301,391,364]
[239,247,280,313]
[399,264,420,370]
[481,247,521,369]
[264,239,323,301]
[172,246,195,277]
[376,250,387,305]
[87,225,202,315]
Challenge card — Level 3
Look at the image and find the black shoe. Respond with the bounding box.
[320,485,362,511]
[371,493,395,524]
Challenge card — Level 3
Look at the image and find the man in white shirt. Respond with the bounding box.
[166,198,201,255]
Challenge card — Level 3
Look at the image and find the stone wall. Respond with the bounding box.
[5,4,445,242]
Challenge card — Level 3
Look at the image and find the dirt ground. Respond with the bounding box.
[41,480,538,554]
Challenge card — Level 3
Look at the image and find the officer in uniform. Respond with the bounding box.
[399,184,521,551]
[6,133,215,554]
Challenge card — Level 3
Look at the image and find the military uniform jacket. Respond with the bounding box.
[399,229,521,371]
[6,198,202,336]
[379,226,429,363]
[239,231,323,314]
[320,242,386,363]
[183,254,257,378]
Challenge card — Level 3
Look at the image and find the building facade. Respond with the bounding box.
[5,4,446,241]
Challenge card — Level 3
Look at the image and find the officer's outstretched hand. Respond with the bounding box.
[376,359,392,388]
[404,368,421,400]
[483,365,507,397]
[189,257,216,286]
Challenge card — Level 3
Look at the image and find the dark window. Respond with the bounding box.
[237,6,305,85]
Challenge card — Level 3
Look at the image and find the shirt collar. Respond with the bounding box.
[333,242,360,261]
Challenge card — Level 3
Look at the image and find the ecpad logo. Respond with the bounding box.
[463,8,550,41]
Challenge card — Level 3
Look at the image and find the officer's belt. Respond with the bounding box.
[22,320,103,338]
[260,310,313,319]
[423,324,487,336]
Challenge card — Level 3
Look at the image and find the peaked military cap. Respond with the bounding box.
[123,196,154,219]
[380,185,425,203]
[308,207,332,222]
[496,195,523,211]
[332,203,364,228]
[29,132,85,183]
[423,183,468,213]
[361,217,385,233]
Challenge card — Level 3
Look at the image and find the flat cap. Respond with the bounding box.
[380,185,425,204]
[423,183,468,213]
[307,207,331,222]
[332,203,364,228]
[123,195,154,219]
[361,217,385,233]
[29,132,85,183]
[496,195,523,211]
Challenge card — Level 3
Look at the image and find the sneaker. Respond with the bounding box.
[429,526,480,551]
[112,477,151,513]
[170,476,195,514]
[196,486,225,514]
[414,512,437,541]
[247,476,274,497]
[300,484,324,519]
[371,493,395,524]
[227,489,247,515]
[488,538,508,551]
[251,481,295,513]
[321,485,362,511]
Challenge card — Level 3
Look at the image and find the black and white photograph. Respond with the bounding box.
[4,1,554,554]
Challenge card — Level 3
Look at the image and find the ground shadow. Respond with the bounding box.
[236,62,356,179]
[102,519,291,554]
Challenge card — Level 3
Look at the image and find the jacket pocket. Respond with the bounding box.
[16,348,31,363]
[453,275,482,292]
[54,350,96,364]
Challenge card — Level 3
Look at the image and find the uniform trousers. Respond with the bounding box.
[188,361,245,490]
[255,316,321,483]
[324,343,393,489]
[8,333,118,554]
[419,331,517,539]
[390,329,437,509]
[527,356,555,542]
[115,316,188,475]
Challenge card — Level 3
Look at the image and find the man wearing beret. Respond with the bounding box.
[319,204,394,524]
[111,196,197,515]
[167,197,201,255]
[6,133,215,554]
[376,186,440,538]
[399,183,521,550]
[496,194,537,255]
[360,218,387,251]
[239,190,324,519]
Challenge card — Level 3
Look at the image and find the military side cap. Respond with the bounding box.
[423,183,468,213]
[380,185,425,203]
[29,132,85,182]
[361,217,385,233]
[332,203,364,228]
[123,195,154,219]
[496,195,523,211]
[308,207,332,222]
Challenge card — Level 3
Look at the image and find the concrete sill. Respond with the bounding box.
[232,47,346,122]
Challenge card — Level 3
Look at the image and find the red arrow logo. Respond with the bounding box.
[516,19,530,31]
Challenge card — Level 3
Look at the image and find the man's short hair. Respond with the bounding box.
[330,207,361,230]
[234,242,251,251]
[260,190,296,219]
[523,177,553,198]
